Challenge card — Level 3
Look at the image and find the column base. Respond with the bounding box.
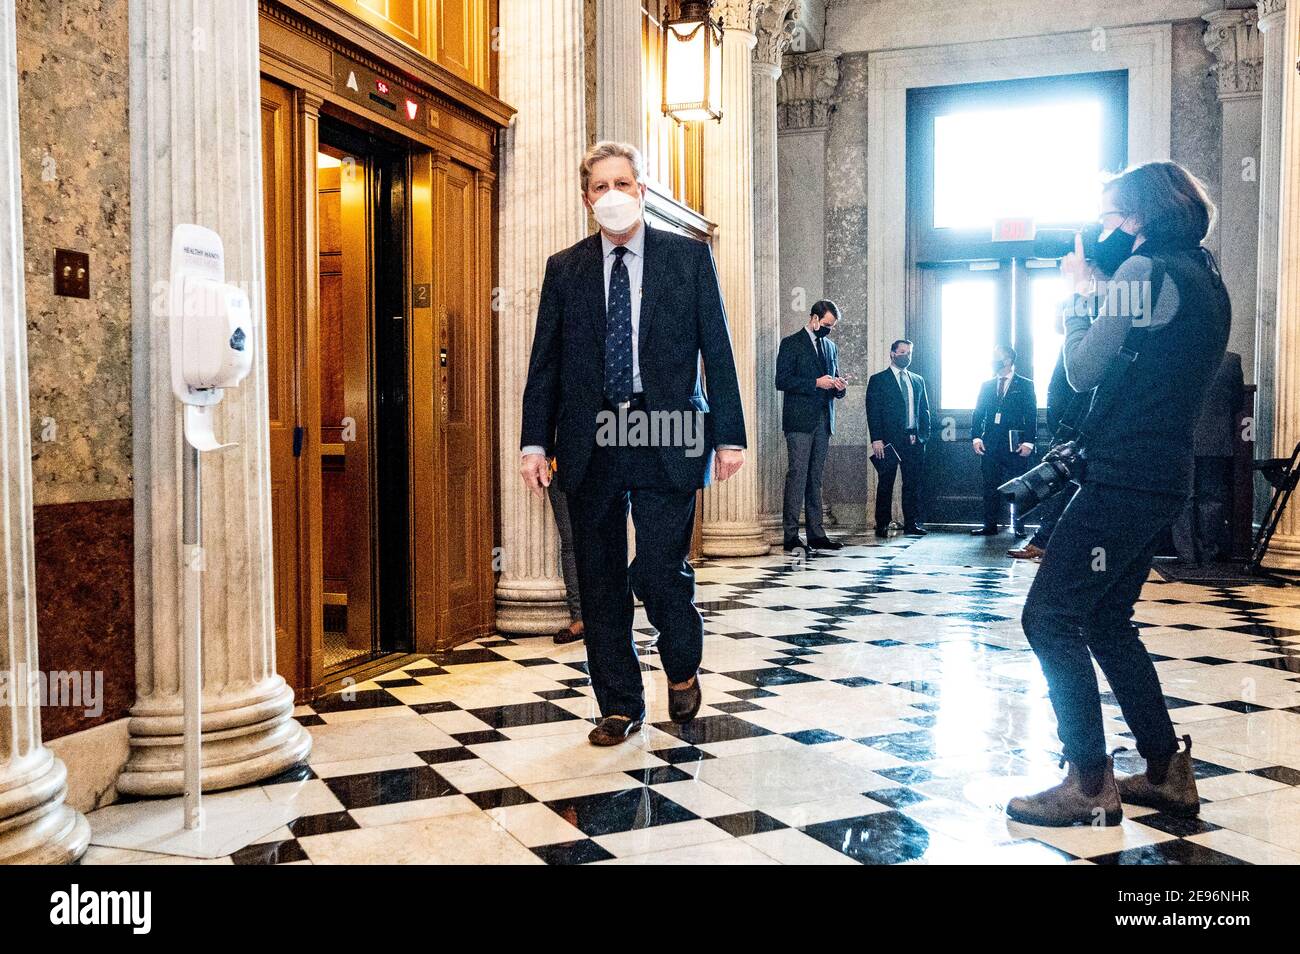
[702,523,772,557]
[761,512,784,545]
[1261,532,1300,571]
[117,677,311,796]
[495,576,571,635]
[0,749,91,864]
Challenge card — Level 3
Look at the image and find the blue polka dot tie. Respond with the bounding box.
[603,245,633,405]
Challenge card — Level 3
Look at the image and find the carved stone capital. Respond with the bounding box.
[1257,0,1286,28]
[777,48,841,130]
[1204,8,1263,99]
[753,0,799,69]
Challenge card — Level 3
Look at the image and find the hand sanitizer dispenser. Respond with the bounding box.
[168,224,254,449]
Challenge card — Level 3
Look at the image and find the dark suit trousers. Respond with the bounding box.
[1172,456,1231,563]
[981,447,1030,532]
[783,410,830,540]
[874,439,924,531]
[566,443,702,721]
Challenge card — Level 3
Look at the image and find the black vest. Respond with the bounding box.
[1083,243,1231,496]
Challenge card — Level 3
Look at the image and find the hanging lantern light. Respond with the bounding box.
[662,1,723,123]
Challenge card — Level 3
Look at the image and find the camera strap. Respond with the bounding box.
[1063,254,1167,448]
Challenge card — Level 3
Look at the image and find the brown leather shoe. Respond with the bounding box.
[1008,543,1045,560]
[1116,735,1200,817]
[1006,757,1123,827]
[554,622,584,645]
[587,715,643,747]
[668,674,703,725]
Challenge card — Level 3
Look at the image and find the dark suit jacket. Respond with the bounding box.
[866,367,931,447]
[1046,353,1093,439]
[775,328,844,434]
[519,224,747,493]
[1193,351,1243,458]
[973,373,1038,453]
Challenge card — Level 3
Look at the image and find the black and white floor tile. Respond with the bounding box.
[83,534,1300,865]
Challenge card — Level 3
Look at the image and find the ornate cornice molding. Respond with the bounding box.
[753,0,799,69]
[1204,8,1263,99]
[776,48,840,130]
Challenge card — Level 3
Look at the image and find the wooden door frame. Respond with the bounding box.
[260,0,506,696]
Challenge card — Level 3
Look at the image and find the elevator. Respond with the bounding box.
[258,0,509,701]
[315,120,413,669]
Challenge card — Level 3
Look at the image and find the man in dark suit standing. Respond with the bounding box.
[971,345,1038,537]
[866,339,931,538]
[775,300,847,552]
[1173,351,1244,564]
[519,141,747,747]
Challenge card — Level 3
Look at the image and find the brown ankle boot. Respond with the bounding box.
[1006,757,1123,827]
[1116,735,1200,817]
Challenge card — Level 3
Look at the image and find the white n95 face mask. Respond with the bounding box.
[591,190,642,233]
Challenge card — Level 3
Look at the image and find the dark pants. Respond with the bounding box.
[1021,480,1183,771]
[566,443,702,721]
[783,418,830,540]
[546,480,582,621]
[874,438,924,531]
[1027,482,1077,550]
[981,448,1030,532]
[1172,456,1231,564]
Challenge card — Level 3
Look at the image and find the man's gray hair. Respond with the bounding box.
[580,140,646,194]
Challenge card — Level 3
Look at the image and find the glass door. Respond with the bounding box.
[913,263,1011,524]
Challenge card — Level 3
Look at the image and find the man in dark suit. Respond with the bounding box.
[519,141,746,747]
[1173,351,1244,564]
[971,345,1038,537]
[775,300,847,552]
[866,338,931,538]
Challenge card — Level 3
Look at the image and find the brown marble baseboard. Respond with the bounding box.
[33,497,135,741]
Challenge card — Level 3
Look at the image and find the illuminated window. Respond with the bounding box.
[933,100,1103,230]
[908,71,1128,263]
[940,280,997,411]
[1030,273,1068,408]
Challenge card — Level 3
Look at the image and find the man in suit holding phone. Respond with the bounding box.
[971,345,1038,537]
[866,339,931,538]
[519,141,747,747]
[775,300,847,552]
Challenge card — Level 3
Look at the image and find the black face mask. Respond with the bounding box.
[1093,226,1137,276]
[893,354,911,369]
[814,325,832,338]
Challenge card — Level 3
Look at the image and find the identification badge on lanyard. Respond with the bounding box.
[994,412,1002,424]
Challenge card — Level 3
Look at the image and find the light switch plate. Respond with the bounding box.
[54,248,90,299]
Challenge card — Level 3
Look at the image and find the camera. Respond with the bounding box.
[1033,222,1105,262]
[998,441,1086,515]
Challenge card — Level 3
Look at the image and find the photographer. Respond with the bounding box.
[1006,162,1230,827]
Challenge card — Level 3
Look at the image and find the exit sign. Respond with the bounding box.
[992,217,1036,242]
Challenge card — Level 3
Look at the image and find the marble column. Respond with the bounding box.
[495,0,587,633]
[1254,0,1287,464]
[1204,8,1263,382]
[701,0,769,556]
[119,0,311,795]
[0,0,90,864]
[596,0,644,150]
[753,2,797,543]
[775,47,840,533]
[1267,0,1300,569]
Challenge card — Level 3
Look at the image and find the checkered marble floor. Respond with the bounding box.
[83,534,1300,865]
